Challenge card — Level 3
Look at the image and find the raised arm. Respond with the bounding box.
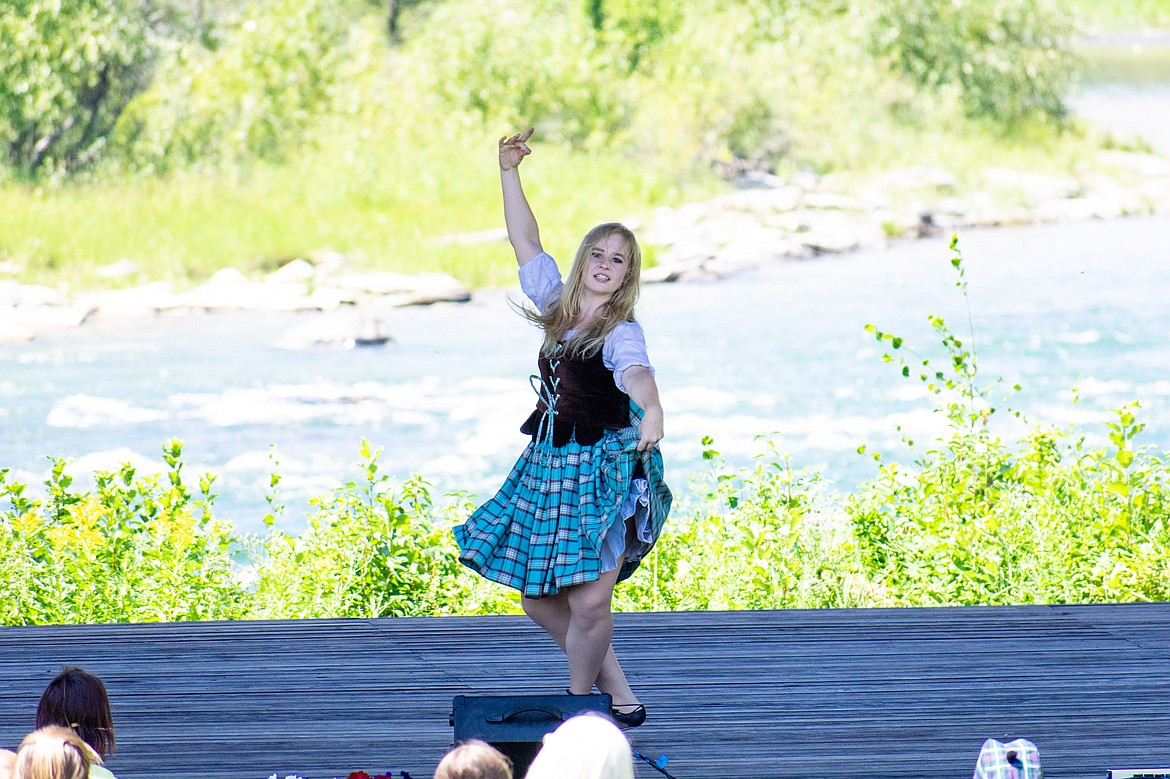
[499,128,544,265]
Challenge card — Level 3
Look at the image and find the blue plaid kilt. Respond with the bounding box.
[454,422,671,598]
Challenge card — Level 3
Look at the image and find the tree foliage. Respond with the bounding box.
[110,0,350,173]
[0,0,154,177]
[0,0,1081,180]
[398,1,630,152]
[584,0,685,72]
[868,0,1075,124]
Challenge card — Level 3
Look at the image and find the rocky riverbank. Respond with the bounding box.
[640,149,1170,281]
[0,261,472,346]
[2,148,1168,345]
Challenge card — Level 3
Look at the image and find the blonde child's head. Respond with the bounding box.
[528,222,643,358]
[524,713,634,779]
[13,726,97,779]
[434,739,513,779]
[563,222,642,318]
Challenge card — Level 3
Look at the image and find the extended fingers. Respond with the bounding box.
[499,128,535,149]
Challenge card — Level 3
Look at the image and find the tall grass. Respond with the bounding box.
[1065,0,1170,31]
[1,109,1115,293]
[0,140,694,291]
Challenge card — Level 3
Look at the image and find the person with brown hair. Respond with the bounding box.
[11,726,97,779]
[34,668,117,779]
[433,739,513,779]
[454,128,672,729]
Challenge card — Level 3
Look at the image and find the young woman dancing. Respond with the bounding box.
[454,128,672,729]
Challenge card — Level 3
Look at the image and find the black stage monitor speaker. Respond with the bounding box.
[450,693,612,776]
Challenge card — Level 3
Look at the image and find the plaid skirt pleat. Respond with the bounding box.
[454,424,671,598]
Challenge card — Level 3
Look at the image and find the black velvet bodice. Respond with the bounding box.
[520,346,631,446]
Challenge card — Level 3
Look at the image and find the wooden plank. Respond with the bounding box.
[0,604,1167,779]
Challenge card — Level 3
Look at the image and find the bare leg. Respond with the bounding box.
[521,591,571,652]
[521,569,639,705]
[564,566,623,696]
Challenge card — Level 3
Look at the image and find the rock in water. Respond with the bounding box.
[275,310,394,350]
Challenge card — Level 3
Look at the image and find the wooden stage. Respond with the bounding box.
[1,603,1168,779]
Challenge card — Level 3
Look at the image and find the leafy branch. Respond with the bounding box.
[863,232,1015,438]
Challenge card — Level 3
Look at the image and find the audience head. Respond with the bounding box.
[434,739,513,779]
[12,726,96,779]
[35,667,115,760]
[524,713,633,779]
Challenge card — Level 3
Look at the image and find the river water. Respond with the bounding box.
[4,213,1170,534]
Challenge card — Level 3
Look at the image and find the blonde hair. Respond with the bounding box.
[434,739,512,779]
[14,726,98,779]
[523,223,643,359]
[524,714,634,779]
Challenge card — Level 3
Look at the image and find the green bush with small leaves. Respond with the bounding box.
[614,441,866,612]
[0,439,246,624]
[846,412,1170,606]
[848,236,1170,606]
[249,441,515,619]
[0,439,516,625]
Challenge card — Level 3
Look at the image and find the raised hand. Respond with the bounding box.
[499,127,534,171]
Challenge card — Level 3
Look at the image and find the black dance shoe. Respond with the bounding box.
[610,703,647,729]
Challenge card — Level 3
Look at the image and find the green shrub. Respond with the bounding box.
[849,236,1170,605]
[0,439,517,626]
[0,439,247,624]
[846,409,1170,605]
[615,437,872,612]
[1,414,1166,626]
[249,441,516,619]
